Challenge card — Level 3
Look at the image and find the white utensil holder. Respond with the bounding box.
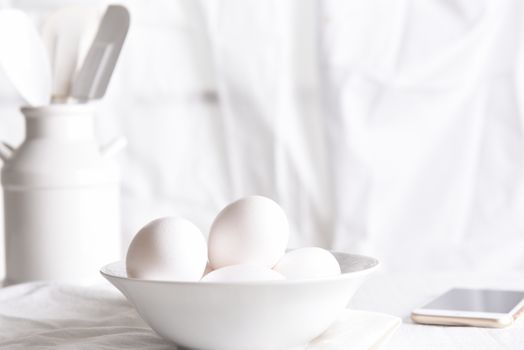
[1,104,123,284]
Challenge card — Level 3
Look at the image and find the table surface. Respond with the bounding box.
[350,270,524,349]
[0,270,523,349]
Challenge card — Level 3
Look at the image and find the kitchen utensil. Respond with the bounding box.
[71,5,129,102]
[0,142,14,162]
[41,5,101,102]
[0,9,51,106]
[101,252,379,350]
[1,104,123,284]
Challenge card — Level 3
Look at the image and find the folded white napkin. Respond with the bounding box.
[308,310,401,350]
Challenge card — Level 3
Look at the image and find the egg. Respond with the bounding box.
[202,262,213,277]
[273,247,341,280]
[208,195,289,269]
[126,217,207,281]
[201,264,285,282]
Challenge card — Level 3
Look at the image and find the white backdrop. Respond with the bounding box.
[1,0,523,273]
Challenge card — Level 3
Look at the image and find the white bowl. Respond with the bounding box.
[101,252,379,350]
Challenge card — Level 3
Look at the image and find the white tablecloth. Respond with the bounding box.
[0,271,523,349]
[351,271,524,349]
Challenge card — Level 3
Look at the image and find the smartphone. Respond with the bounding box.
[411,288,524,328]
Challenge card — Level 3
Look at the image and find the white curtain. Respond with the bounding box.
[1,0,523,272]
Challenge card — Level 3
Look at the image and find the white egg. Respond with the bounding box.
[201,264,285,282]
[202,262,213,277]
[273,247,341,280]
[126,217,207,281]
[208,196,289,269]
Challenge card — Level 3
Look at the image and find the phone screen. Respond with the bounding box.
[423,288,524,313]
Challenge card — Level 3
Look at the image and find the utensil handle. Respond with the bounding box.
[0,141,14,162]
[100,136,126,158]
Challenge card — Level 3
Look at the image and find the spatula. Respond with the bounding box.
[71,5,130,102]
[0,9,51,106]
[41,5,101,103]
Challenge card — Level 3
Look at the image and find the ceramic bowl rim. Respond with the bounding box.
[100,252,380,287]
